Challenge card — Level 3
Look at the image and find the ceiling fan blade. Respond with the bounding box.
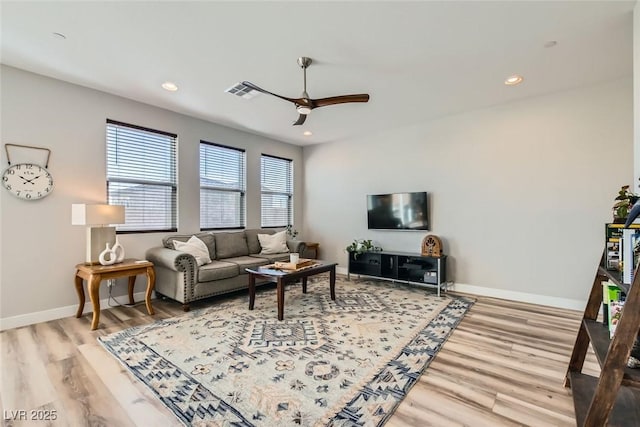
[311,94,370,108]
[241,81,301,104]
[292,114,307,126]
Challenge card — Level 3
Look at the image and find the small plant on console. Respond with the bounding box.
[345,239,382,259]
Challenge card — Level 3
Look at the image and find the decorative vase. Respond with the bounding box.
[112,237,125,263]
[99,243,117,266]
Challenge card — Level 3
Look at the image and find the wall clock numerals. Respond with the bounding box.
[1,163,54,200]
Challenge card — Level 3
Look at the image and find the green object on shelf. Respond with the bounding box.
[345,239,382,259]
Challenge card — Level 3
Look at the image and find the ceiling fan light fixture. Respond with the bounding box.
[297,105,312,115]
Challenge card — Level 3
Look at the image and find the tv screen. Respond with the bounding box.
[367,192,429,230]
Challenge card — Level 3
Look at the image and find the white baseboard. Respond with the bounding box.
[450,282,586,311]
[336,267,586,311]
[0,291,153,331]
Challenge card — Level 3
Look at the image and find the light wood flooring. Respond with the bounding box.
[0,280,598,426]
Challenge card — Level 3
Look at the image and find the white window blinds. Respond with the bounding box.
[106,120,177,232]
[200,141,246,229]
[261,154,293,227]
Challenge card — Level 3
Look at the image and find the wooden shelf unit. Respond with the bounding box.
[565,253,640,426]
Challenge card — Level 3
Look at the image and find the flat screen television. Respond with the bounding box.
[367,192,429,230]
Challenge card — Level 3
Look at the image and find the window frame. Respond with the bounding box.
[199,141,246,231]
[106,119,178,234]
[260,153,294,228]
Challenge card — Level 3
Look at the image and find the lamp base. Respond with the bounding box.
[86,226,116,265]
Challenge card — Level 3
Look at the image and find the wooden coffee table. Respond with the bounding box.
[245,261,337,320]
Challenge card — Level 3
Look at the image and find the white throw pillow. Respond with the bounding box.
[258,230,289,255]
[173,236,211,266]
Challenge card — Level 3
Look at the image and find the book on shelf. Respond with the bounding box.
[609,299,626,338]
[621,228,640,285]
[606,240,620,270]
[606,222,640,240]
[602,281,621,327]
[605,223,640,271]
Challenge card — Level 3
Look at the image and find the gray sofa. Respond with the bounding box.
[145,229,306,310]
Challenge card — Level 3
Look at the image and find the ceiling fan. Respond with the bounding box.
[242,57,369,126]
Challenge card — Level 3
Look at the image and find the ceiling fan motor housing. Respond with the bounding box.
[297,57,312,68]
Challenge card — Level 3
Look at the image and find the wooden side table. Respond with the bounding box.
[74,259,155,330]
[304,242,320,259]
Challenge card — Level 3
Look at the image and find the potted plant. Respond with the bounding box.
[345,239,382,259]
[285,224,299,239]
[613,185,639,223]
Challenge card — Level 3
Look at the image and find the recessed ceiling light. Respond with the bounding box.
[504,74,524,86]
[303,131,313,136]
[161,81,178,92]
[52,32,66,39]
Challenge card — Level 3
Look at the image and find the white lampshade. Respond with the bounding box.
[72,204,125,264]
[72,204,125,225]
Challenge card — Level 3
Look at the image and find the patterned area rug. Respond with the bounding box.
[99,277,474,426]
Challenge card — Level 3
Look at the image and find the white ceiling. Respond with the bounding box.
[1,1,634,146]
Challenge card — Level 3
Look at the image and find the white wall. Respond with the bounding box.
[0,66,303,328]
[303,78,633,308]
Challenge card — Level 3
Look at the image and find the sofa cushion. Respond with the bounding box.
[250,253,290,263]
[197,260,239,282]
[245,228,275,254]
[224,256,269,272]
[173,236,211,266]
[163,232,216,260]
[215,232,249,259]
[258,230,289,254]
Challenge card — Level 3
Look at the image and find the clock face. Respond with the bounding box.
[2,163,54,200]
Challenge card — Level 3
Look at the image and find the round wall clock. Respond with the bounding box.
[2,163,54,200]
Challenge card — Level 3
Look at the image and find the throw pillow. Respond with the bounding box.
[173,235,212,266]
[258,230,289,255]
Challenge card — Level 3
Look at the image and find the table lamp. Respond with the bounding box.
[72,204,125,265]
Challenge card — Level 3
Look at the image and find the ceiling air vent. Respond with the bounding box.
[225,82,259,99]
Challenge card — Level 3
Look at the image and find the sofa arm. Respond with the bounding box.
[287,240,306,255]
[145,246,196,275]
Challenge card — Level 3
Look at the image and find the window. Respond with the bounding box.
[106,120,177,232]
[200,141,246,229]
[261,154,293,227]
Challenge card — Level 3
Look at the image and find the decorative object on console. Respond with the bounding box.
[345,239,382,259]
[72,204,125,265]
[112,237,125,263]
[421,234,443,257]
[2,143,54,200]
[98,243,117,266]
